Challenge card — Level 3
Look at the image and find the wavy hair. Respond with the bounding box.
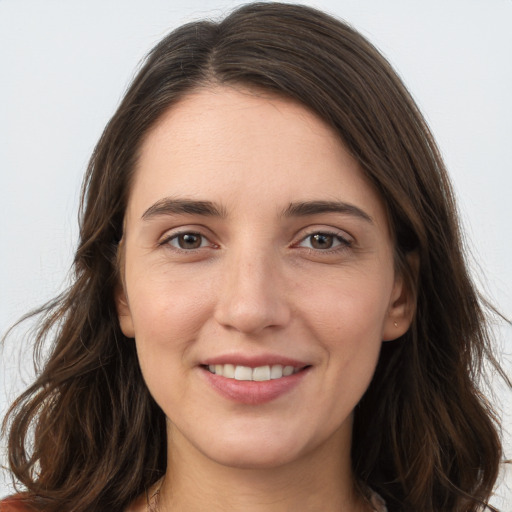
[2,3,509,511]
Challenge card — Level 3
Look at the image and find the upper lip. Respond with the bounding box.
[201,353,310,368]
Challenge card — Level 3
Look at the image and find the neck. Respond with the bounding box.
[157,423,368,512]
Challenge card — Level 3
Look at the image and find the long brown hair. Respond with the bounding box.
[2,3,509,511]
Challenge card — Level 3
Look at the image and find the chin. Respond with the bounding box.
[204,443,302,470]
[185,424,309,470]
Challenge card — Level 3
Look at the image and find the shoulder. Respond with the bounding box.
[0,495,35,512]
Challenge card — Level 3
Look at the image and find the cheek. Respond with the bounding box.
[302,271,393,339]
[285,273,391,437]
[299,270,392,385]
[127,261,211,332]
[125,266,216,380]
[127,273,214,411]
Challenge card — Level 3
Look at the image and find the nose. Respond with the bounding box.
[213,247,291,335]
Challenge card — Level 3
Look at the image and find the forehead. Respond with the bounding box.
[128,86,388,229]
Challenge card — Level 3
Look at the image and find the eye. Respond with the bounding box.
[298,232,351,250]
[164,232,211,250]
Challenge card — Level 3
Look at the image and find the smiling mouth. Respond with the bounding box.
[205,364,307,381]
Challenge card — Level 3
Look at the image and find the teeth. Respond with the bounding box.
[234,365,253,380]
[223,363,235,378]
[283,365,294,376]
[207,364,300,381]
[252,365,270,381]
[270,364,284,379]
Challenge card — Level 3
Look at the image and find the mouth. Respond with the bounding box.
[204,363,306,381]
[201,362,311,404]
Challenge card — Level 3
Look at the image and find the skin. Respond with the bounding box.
[118,86,414,511]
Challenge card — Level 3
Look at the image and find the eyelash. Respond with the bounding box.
[159,229,353,256]
[295,230,353,253]
[159,231,216,251]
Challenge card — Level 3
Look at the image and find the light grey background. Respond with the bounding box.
[1,0,511,505]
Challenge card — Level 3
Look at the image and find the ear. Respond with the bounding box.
[382,254,418,341]
[115,284,135,338]
[115,236,135,338]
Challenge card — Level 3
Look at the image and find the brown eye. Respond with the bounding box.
[297,232,351,251]
[310,233,334,249]
[168,233,208,250]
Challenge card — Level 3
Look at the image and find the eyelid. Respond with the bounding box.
[156,225,354,252]
[293,227,354,251]
[158,227,218,250]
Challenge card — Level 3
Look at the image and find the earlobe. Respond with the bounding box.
[115,285,135,338]
[382,304,414,341]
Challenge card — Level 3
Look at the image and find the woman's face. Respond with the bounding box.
[117,86,412,470]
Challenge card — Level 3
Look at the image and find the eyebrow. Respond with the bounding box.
[141,198,227,220]
[141,198,373,224]
[282,200,373,223]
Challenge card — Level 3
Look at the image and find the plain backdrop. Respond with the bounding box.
[1,0,511,505]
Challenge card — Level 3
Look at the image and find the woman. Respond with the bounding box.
[1,3,509,511]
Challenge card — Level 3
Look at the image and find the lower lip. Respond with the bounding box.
[201,367,310,405]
